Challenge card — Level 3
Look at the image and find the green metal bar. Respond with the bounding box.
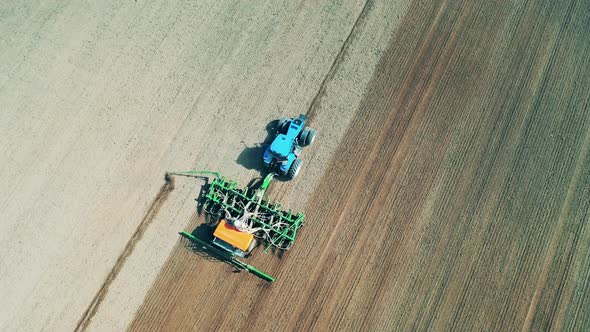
[179,231,275,282]
[259,173,274,193]
[168,170,220,178]
[242,263,275,282]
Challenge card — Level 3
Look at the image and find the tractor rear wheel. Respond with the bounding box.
[298,127,317,146]
[299,127,310,145]
[287,158,302,179]
[305,128,316,146]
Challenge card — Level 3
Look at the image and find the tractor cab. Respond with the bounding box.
[212,219,255,258]
[269,134,294,159]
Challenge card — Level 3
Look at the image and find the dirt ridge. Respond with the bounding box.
[305,0,371,122]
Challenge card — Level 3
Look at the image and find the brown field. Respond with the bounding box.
[1,0,589,331]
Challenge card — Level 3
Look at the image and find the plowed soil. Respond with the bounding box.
[2,0,589,331]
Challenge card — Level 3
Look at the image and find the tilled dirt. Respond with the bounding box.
[2,0,589,331]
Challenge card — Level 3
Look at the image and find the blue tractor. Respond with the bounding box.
[263,114,317,179]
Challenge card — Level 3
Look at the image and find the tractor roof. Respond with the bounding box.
[270,134,293,157]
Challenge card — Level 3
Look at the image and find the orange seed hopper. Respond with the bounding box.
[213,219,254,252]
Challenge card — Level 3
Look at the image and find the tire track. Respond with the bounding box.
[305,0,371,122]
[74,174,175,332]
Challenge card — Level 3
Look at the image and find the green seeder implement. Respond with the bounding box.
[168,170,305,282]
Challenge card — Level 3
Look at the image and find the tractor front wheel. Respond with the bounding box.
[305,128,317,146]
[287,158,302,179]
[299,127,309,145]
[299,127,317,146]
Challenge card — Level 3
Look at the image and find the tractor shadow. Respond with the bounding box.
[236,119,277,173]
